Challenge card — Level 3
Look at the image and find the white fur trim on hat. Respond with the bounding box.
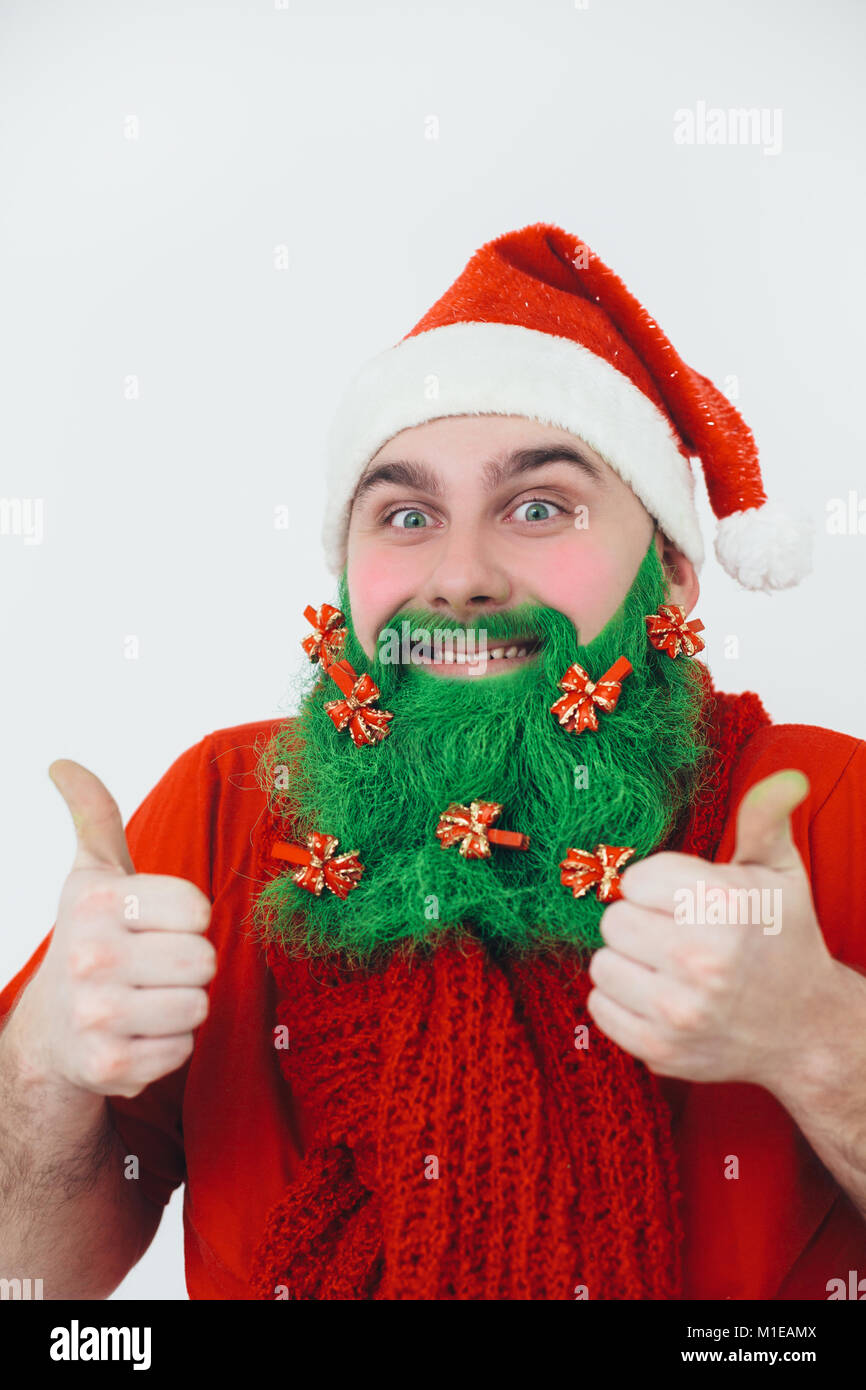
[714,503,814,593]
[322,320,705,576]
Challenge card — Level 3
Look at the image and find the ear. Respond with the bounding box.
[653,529,700,614]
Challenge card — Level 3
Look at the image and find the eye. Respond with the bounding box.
[383,507,432,530]
[511,497,565,524]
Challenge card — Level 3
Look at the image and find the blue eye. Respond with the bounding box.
[384,508,430,529]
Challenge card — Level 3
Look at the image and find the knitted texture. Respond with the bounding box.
[248,667,772,1301]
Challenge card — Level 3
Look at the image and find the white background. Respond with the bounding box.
[1,0,864,1299]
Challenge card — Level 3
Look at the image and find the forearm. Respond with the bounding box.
[0,984,160,1299]
[769,959,866,1224]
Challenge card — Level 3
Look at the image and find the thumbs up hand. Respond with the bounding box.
[16,761,217,1100]
[586,769,841,1091]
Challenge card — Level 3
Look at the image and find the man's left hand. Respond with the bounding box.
[586,769,841,1090]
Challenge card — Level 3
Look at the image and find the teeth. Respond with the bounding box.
[489,644,532,659]
[419,639,538,665]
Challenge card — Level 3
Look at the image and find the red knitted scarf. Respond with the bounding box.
[248,671,771,1300]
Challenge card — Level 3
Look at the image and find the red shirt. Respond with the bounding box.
[3,711,866,1300]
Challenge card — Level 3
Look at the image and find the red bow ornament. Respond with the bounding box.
[550,656,632,735]
[645,604,705,659]
[271,830,364,899]
[435,799,530,860]
[324,660,394,747]
[302,603,347,670]
[560,843,635,902]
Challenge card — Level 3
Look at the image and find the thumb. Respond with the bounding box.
[730,768,810,873]
[49,759,136,875]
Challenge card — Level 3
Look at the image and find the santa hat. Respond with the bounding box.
[321,222,813,592]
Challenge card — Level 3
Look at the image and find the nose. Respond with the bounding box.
[418,524,513,622]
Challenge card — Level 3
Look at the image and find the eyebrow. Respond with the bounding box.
[351,442,609,508]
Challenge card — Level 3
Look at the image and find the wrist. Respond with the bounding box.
[764,959,866,1118]
[1,981,100,1117]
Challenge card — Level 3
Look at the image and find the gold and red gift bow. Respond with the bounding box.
[271,830,365,899]
[302,603,347,671]
[270,815,635,906]
[435,799,530,859]
[645,604,705,659]
[324,659,394,747]
[550,656,632,735]
[559,843,635,902]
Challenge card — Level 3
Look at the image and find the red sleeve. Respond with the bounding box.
[0,733,220,1209]
[806,739,866,971]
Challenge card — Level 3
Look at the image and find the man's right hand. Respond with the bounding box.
[14,760,216,1100]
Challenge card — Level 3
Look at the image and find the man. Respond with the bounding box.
[2,222,866,1300]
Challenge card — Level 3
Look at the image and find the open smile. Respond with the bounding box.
[417,635,543,677]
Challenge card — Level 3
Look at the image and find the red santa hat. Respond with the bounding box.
[321,221,813,592]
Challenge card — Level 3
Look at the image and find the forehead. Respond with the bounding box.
[365,413,609,469]
[349,414,626,517]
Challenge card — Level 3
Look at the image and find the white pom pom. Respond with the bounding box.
[714,502,814,592]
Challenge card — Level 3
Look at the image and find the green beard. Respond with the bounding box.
[253,536,716,968]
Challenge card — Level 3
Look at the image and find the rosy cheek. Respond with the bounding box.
[347,554,405,656]
[531,537,624,642]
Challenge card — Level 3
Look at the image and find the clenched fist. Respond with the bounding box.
[587,768,838,1091]
[17,760,216,1100]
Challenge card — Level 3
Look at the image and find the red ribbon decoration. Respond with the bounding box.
[560,843,635,902]
[271,830,364,899]
[550,656,633,735]
[435,799,530,859]
[302,603,347,671]
[324,660,394,747]
[645,604,705,659]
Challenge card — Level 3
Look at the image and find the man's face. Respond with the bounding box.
[250,411,712,966]
[346,414,699,669]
